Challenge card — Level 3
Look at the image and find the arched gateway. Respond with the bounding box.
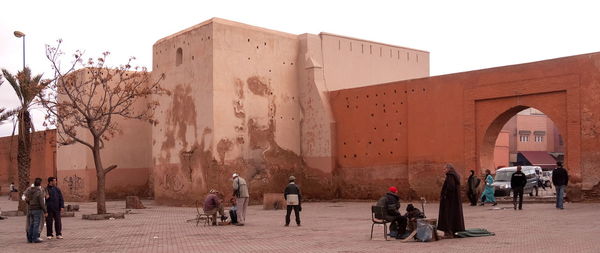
[331,52,600,201]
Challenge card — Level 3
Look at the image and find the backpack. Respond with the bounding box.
[415,219,434,242]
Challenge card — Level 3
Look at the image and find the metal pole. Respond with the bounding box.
[22,35,25,69]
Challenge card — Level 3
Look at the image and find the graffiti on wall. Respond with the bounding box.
[63,174,84,199]
[160,173,185,193]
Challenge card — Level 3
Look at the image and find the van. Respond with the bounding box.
[492,166,540,197]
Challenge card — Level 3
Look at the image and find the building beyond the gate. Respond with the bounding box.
[20,18,600,203]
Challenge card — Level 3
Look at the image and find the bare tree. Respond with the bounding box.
[41,40,166,214]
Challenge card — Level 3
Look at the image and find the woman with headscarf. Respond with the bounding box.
[479,169,497,206]
[438,163,465,238]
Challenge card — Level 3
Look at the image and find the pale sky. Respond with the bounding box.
[1,0,600,136]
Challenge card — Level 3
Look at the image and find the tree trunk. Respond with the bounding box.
[17,111,32,212]
[92,138,107,214]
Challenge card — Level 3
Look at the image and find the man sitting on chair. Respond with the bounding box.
[376,186,408,239]
[203,189,227,225]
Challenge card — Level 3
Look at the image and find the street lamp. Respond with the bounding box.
[13,31,25,70]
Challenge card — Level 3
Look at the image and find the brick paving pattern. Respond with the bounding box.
[1,198,599,253]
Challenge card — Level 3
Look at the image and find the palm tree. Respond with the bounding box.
[1,67,50,212]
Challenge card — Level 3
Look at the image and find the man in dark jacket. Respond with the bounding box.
[438,164,465,238]
[376,186,407,238]
[284,176,302,226]
[511,166,527,210]
[552,162,569,209]
[467,170,481,206]
[45,177,64,239]
[26,178,47,243]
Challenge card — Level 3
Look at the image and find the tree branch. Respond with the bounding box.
[104,165,117,174]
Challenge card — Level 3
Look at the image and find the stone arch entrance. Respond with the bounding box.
[478,105,564,172]
[464,75,582,197]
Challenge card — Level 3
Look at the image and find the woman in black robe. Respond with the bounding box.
[438,163,465,237]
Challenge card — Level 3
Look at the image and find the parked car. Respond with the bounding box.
[492,166,540,197]
[540,170,552,188]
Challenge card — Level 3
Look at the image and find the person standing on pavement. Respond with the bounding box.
[467,170,481,206]
[45,177,64,239]
[479,169,497,206]
[510,166,527,210]
[232,173,249,226]
[438,163,465,238]
[25,178,47,243]
[8,182,17,200]
[552,162,569,209]
[284,176,302,227]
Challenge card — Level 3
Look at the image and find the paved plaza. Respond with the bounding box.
[1,198,599,253]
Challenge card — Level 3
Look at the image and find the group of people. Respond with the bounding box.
[202,173,303,227]
[466,162,570,210]
[22,177,65,243]
[379,161,571,240]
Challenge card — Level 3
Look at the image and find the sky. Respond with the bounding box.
[1,0,600,136]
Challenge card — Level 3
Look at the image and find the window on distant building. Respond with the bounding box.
[535,135,544,142]
[176,48,183,66]
[520,135,529,142]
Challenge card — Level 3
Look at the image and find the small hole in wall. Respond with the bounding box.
[345,97,349,100]
[399,122,403,125]
[392,102,396,105]
[396,110,399,113]
[375,93,378,97]
[378,152,382,156]
[423,88,426,91]
[374,127,377,130]
[355,96,358,99]
[269,69,272,72]
[400,102,404,105]
[386,123,389,127]
[355,105,358,109]
[375,103,378,106]
[192,56,195,60]
[283,62,286,64]
[291,117,294,120]
[264,42,267,46]
[248,57,251,60]
[412,89,415,92]
[353,154,357,158]
[343,142,347,145]
[382,139,385,142]
[368,141,372,144]
[394,89,397,93]
[344,155,347,158]
[291,62,294,65]
[395,138,398,141]
[390,151,393,154]
[248,38,250,42]
[256,46,259,49]
[383,109,386,113]
[346,105,350,108]
[370,113,374,117]
[383,104,386,107]
[383,92,386,95]
[365,153,368,156]
[208,36,210,40]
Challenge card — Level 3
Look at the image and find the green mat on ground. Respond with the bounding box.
[454,228,495,238]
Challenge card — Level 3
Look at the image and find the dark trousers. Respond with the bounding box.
[285,205,301,225]
[386,215,408,235]
[467,190,478,205]
[513,187,524,210]
[46,210,62,236]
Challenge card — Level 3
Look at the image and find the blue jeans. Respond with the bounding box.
[556,185,566,209]
[27,210,43,242]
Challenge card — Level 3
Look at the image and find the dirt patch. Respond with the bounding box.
[247,76,271,96]
[216,138,233,164]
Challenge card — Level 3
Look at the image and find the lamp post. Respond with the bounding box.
[13,31,25,70]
